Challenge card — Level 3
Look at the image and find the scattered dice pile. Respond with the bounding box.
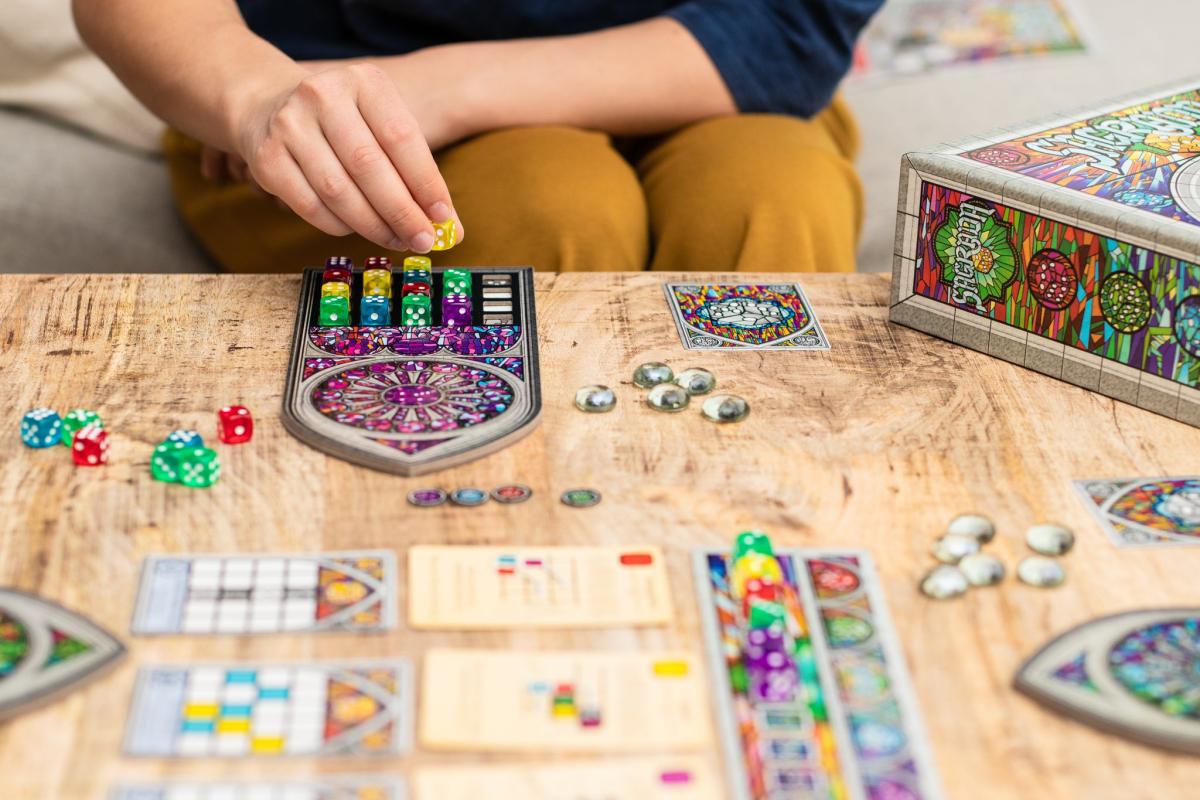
[20,404,253,488]
[318,254,473,328]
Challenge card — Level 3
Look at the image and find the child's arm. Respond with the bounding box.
[73,0,460,254]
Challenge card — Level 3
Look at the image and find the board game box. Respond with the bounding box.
[890,79,1200,429]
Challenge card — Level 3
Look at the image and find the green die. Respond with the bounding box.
[401,294,432,326]
[178,446,221,488]
[61,408,101,447]
[733,530,773,561]
[443,268,471,296]
[151,441,182,483]
[319,295,351,326]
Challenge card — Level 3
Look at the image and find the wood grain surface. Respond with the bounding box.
[1,272,1199,799]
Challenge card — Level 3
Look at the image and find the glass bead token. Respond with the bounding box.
[574,385,616,413]
[407,488,447,507]
[919,565,969,600]
[561,488,601,508]
[947,513,996,543]
[1025,524,1076,556]
[1017,556,1066,588]
[647,384,690,413]
[959,553,1006,587]
[450,487,489,507]
[931,533,981,564]
[674,368,716,396]
[633,362,674,388]
[701,394,750,423]
[491,484,533,504]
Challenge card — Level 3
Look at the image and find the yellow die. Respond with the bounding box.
[363,268,391,290]
[321,281,350,300]
[403,256,432,270]
[431,219,458,252]
[363,277,390,297]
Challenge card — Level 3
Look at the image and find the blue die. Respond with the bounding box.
[361,295,390,326]
[20,408,62,448]
[165,429,204,449]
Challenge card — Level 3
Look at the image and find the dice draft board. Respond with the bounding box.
[891,79,1200,429]
[693,549,943,800]
[283,265,541,476]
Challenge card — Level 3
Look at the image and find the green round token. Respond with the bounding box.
[560,488,601,508]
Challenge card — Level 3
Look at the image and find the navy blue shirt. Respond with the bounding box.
[237,0,883,118]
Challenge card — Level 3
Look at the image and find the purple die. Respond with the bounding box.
[750,662,799,703]
[747,626,788,654]
[442,293,472,327]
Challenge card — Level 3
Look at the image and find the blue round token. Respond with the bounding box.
[450,487,489,507]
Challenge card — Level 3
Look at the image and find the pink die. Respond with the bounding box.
[71,424,109,466]
[218,405,253,444]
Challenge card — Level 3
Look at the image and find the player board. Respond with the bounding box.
[1073,476,1200,548]
[891,79,1200,429]
[0,588,125,720]
[132,552,396,635]
[284,264,541,475]
[693,549,943,800]
[412,759,721,800]
[123,661,412,758]
[663,283,829,351]
[1015,608,1200,754]
[110,777,407,800]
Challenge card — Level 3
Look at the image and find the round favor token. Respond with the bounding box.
[947,513,996,543]
[701,394,749,423]
[919,565,968,600]
[574,385,616,413]
[450,487,489,507]
[647,384,690,413]
[1025,523,1076,556]
[492,484,533,504]
[407,488,447,507]
[561,488,601,508]
[959,553,1006,587]
[674,367,716,396]
[931,533,980,565]
[1017,556,1066,588]
[633,362,674,388]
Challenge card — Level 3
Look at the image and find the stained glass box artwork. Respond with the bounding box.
[891,79,1200,428]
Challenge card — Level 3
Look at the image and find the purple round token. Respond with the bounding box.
[407,488,447,507]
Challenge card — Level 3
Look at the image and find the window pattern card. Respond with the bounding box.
[131,552,396,635]
[408,546,673,629]
[413,759,720,800]
[110,777,407,800]
[1074,477,1200,547]
[123,661,412,758]
[419,649,712,753]
[663,283,830,351]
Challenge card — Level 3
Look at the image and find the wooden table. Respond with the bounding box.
[2,273,1198,799]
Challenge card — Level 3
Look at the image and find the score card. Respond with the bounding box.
[419,649,712,753]
[407,546,673,629]
[414,758,721,800]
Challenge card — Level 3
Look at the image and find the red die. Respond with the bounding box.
[322,267,352,284]
[218,405,254,444]
[71,424,109,466]
[402,281,431,297]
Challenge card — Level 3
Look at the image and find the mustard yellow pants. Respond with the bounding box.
[164,100,862,273]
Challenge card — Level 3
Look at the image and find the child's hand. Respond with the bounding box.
[233,63,463,253]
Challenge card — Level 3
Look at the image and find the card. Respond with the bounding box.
[663,283,830,350]
[1073,477,1200,547]
[131,551,396,635]
[413,759,720,800]
[408,546,673,629]
[110,777,407,800]
[419,649,712,753]
[123,661,412,758]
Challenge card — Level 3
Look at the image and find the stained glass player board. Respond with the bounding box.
[1015,608,1200,754]
[693,550,942,800]
[664,284,830,350]
[1074,476,1200,548]
[284,265,541,475]
[110,777,407,800]
[891,79,1200,429]
[123,661,412,758]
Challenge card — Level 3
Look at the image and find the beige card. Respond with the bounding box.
[419,649,712,753]
[413,758,722,800]
[408,546,673,629]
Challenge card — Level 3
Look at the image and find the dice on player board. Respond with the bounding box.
[443,268,471,296]
[322,266,351,285]
[218,405,253,444]
[321,281,351,300]
[431,219,457,251]
[365,256,392,269]
[178,446,221,488]
[402,281,431,297]
[363,268,391,292]
[401,294,432,326]
[20,408,62,448]
[403,256,431,271]
[361,295,390,326]
[71,424,109,467]
[61,408,101,447]
[442,293,472,326]
[363,278,390,298]
[319,295,350,326]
